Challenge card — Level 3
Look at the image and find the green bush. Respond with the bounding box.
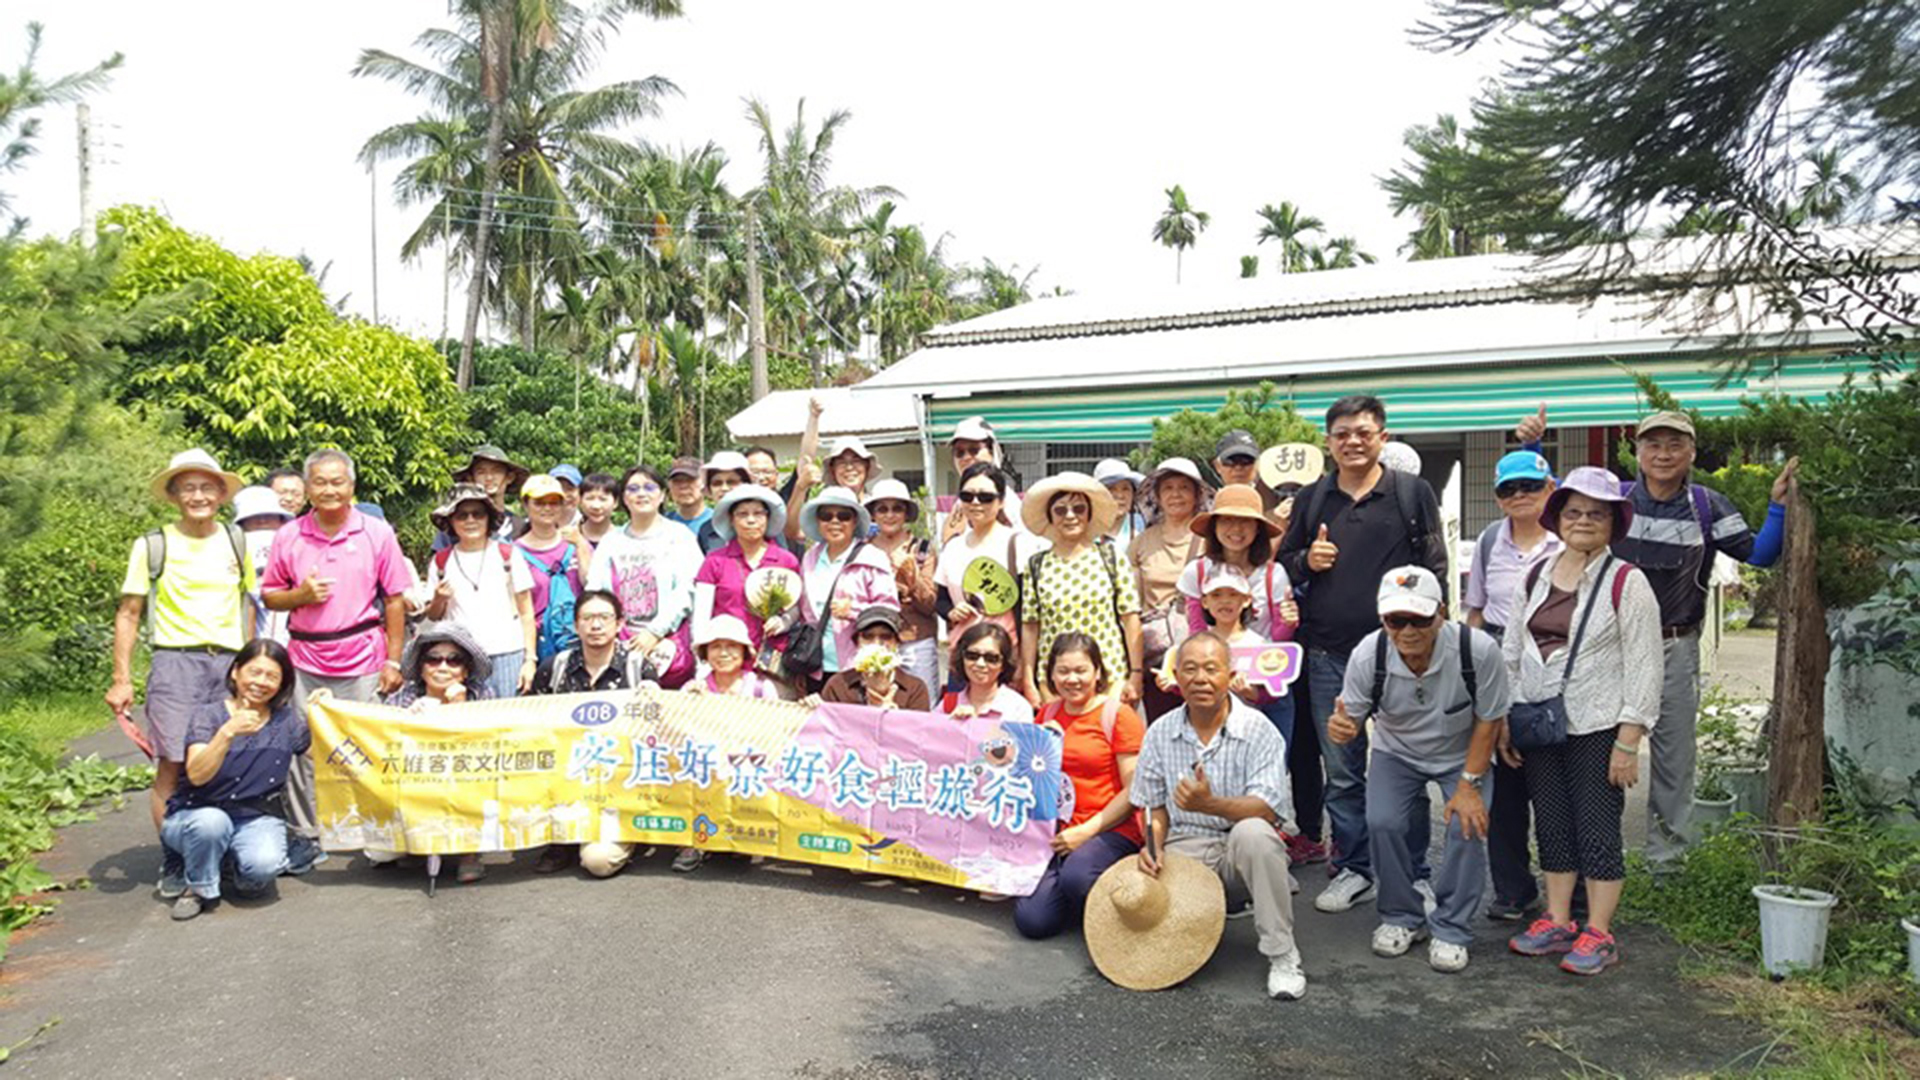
[1133,382,1322,484]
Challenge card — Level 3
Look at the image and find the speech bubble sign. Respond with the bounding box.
[1236,642,1304,696]
[961,555,1020,617]
[1258,443,1326,490]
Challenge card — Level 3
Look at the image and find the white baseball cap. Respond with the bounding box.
[1377,565,1443,618]
[1202,564,1253,596]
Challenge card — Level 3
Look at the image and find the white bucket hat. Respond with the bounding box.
[149,449,244,505]
[694,614,755,653]
[799,486,872,545]
[863,478,921,522]
[1093,458,1146,489]
[232,485,292,524]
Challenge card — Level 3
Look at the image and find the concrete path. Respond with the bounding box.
[0,727,1767,1078]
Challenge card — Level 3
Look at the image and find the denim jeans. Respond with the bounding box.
[1306,646,1430,881]
[161,807,289,901]
[1259,694,1296,750]
[1012,831,1141,939]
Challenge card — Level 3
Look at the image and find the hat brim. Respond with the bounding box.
[431,495,504,534]
[453,451,531,490]
[1084,852,1227,991]
[150,466,245,505]
[1540,487,1633,538]
[1021,475,1118,536]
[800,494,872,545]
[1377,596,1442,619]
[1188,505,1279,541]
[400,624,493,688]
[863,494,920,523]
[712,485,789,541]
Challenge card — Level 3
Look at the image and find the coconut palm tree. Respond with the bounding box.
[1152,185,1210,284]
[1239,254,1260,278]
[1254,202,1325,274]
[0,23,121,223]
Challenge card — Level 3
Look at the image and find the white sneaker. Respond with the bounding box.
[1428,938,1469,973]
[1414,878,1438,918]
[1371,922,1428,957]
[1266,953,1307,1000]
[1314,868,1377,913]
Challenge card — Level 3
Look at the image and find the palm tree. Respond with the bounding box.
[355,0,682,389]
[1789,149,1864,227]
[1152,185,1210,284]
[1239,254,1260,278]
[1254,202,1325,274]
[0,23,122,223]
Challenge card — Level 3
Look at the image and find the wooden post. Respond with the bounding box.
[1767,483,1826,825]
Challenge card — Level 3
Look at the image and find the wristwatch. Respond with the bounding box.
[1460,770,1487,789]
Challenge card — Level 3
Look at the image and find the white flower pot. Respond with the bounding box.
[1751,885,1836,977]
[1690,792,1737,838]
[1902,917,1920,987]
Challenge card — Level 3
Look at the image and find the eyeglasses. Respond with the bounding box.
[1560,506,1613,523]
[956,490,999,504]
[1383,613,1437,630]
[871,502,910,516]
[577,612,617,626]
[625,482,661,495]
[817,508,857,524]
[1495,479,1548,499]
[1329,427,1382,444]
[963,649,1004,665]
[451,507,490,521]
[422,652,468,667]
[1048,499,1090,519]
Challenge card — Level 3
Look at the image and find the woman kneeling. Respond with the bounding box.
[160,640,306,921]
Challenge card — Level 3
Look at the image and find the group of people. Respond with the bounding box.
[107,394,1796,1002]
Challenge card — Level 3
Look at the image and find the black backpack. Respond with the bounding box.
[1362,622,1478,723]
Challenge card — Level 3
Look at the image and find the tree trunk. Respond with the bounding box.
[457,66,510,392]
[1768,483,1827,825]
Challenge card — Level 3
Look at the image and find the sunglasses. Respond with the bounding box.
[1495,478,1548,499]
[1221,455,1257,466]
[422,652,468,667]
[817,508,858,524]
[1049,499,1090,519]
[956,490,999,504]
[451,507,490,521]
[1382,613,1437,631]
[963,649,1004,665]
[625,482,662,495]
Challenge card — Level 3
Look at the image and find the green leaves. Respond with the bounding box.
[1133,382,1321,484]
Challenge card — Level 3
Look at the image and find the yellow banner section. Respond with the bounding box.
[307,688,1060,894]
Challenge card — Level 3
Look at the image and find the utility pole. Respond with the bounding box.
[77,104,93,250]
[745,203,769,402]
[368,162,381,323]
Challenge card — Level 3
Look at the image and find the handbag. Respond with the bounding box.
[1508,555,1614,751]
[782,542,865,679]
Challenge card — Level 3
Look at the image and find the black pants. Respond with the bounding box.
[1523,726,1626,881]
[1488,757,1538,906]
[1288,696,1326,844]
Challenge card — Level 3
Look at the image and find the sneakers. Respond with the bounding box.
[1428,939,1469,973]
[1266,953,1307,1000]
[284,835,328,876]
[1226,896,1254,920]
[1414,878,1437,918]
[169,893,206,921]
[1313,869,1376,913]
[1486,897,1534,922]
[1559,928,1620,976]
[1509,917,1581,956]
[671,848,706,873]
[1285,835,1328,866]
[533,845,579,874]
[1371,922,1428,957]
[155,872,186,900]
[455,854,487,883]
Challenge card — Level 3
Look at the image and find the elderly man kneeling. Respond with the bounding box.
[1328,566,1511,973]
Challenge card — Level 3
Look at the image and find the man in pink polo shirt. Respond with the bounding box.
[262,448,412,869]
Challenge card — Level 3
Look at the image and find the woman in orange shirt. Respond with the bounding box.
[1012,632,1145,939]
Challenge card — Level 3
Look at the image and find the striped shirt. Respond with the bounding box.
[1612,483,1754,629]
[1129,698,1293,839]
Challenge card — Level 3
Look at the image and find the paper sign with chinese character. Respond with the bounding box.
[309,690,1064,896]
[1257,442,1326,490]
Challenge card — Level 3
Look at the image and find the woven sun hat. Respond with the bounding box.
[711,483,788,541]
[400,621,493,689]
[231,485,291,525]
[1189,484,1278,539]
[451,444,530,491]
[1084,850,1227,991]
[149,449,245,505]
[694,614,755,654]
[1021,471,1118,537]
[429,482,502,534]
[1142,458,1216,520]
[799,485,871,545]
[863,477,921,523]
[1257,442,1325,491]
[1541,465,1633,538]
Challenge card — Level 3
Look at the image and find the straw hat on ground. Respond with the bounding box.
[1084,850,1227,991]
[1189,484,1279,540]
[1021,471,1118,537]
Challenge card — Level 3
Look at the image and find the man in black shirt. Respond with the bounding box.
[1277,395,1448,915]
[531,589,643,876]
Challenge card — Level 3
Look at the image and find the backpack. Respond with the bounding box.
[518,541,579,661]
[1038,693,1124,745]
[433,541,519,615]
[1522,558,1635,615]
[1364,622,1479,724]
[1300,469,1432,584]
[143,524,248,632]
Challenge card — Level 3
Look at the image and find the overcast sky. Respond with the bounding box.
[10,1,1505,338]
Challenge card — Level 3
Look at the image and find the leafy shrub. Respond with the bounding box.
[1133,382,1322,483]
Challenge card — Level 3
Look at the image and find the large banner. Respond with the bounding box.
[308,690,1065,896]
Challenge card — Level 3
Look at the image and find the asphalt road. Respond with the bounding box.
[0,728,1765,1079]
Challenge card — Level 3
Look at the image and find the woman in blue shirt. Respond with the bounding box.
[160,639,308,921]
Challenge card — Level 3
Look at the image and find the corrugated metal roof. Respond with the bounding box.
[725,387,919,442]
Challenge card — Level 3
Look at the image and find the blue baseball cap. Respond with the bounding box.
[1493,450,1553,488]
[548,464,584,487]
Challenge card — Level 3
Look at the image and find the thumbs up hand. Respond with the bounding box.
[1174,761,1215,814]
[1515,403,1549,444]
[1327,698,1361,745]
[1308,523,1339,572]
